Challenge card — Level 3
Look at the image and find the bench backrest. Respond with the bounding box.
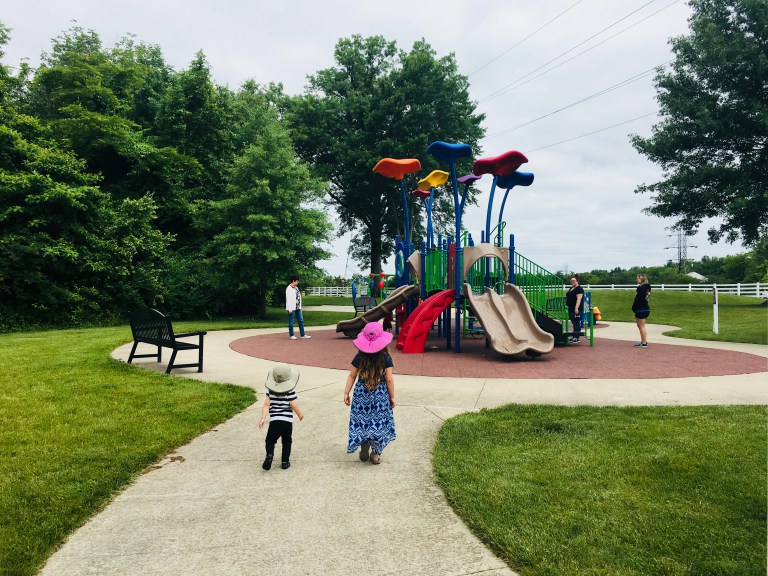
[129,308,175,343]
[354,296,377,310]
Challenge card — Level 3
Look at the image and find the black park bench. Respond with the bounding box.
[127,308,207,374]
[353,296,377,317]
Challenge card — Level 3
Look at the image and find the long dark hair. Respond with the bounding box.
[357,346,391,391]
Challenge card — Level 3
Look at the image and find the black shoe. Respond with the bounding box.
[281,461,290,469]
[262,455,273,470]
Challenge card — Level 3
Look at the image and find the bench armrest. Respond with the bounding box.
[174,331,207,338]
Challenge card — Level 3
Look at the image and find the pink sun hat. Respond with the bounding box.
[353,322,393,354]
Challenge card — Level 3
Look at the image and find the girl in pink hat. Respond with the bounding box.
[343,322,396,464]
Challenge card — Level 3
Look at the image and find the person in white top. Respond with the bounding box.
[285,274,310,340]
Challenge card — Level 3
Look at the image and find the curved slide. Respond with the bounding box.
[463,283,554,356]
[396,289,454,354]
[336,284,420,338]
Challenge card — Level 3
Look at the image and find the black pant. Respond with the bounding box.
[569,309,583,335]
[265,420,293,462]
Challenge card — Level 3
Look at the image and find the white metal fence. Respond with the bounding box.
[582,282,766,297]
[306,286,354,297]
[308,282,766,298]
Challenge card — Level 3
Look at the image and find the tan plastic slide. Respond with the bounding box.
[463,282,554,356]
[336,284,420,338]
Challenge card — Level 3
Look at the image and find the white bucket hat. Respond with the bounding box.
[265,363,300,393]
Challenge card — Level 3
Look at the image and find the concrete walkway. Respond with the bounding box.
[40,323,767,576]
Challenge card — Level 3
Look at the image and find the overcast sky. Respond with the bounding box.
[0,0,747,278]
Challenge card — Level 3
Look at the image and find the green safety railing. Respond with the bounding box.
[423,247,448,294]
[514,251,567,321]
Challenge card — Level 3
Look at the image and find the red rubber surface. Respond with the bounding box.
[230,327,766,380]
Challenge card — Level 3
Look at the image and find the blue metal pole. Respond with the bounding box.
[509,233,516,285]
[497,187,512,247]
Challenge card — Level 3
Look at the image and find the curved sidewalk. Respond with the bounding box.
[40,323,767,576]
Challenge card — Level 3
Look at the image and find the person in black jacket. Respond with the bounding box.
[632,274,652,347]
[565,274,585,343]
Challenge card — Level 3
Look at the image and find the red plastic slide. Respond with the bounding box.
[396,289,455,354]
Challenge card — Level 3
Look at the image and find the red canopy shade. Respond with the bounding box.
[472,150,528,177]
[411,189,431,199]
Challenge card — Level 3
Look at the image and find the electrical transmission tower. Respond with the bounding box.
[665,230,697,273]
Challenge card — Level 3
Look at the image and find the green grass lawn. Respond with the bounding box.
[434,405,767,576]
[0,308,350,576]
[590,290,767,345]
[1,295,765,575]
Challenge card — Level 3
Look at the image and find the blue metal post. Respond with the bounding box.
[509,234,516,285]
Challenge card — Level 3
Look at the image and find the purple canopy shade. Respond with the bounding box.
[458,174,482,184]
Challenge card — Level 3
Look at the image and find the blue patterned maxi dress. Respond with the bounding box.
[347,353,396,455]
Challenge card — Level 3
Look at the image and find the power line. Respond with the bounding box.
[479,0,673,103]
[526,111,658,152]
[480,0,682,103]
[482,62,668,142]
[468,0,585,77]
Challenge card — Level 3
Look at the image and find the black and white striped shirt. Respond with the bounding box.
[267,389,297,423]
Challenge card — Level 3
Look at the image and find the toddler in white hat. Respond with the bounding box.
[259,363,304,470]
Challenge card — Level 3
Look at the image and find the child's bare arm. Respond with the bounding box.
[343,367,358,406]
[290,400,304,421]
[259,396,270,429]
[385,367,395,409]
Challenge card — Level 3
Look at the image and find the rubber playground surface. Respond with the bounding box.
[230,323,767,380]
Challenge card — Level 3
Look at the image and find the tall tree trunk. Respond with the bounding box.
[369,231,383,297]
[255,289,268,319]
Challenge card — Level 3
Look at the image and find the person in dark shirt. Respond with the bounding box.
[632,274,652,347]
[565,274,585,343]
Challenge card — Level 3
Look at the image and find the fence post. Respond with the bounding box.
[737,283,741,296]
[688,283,692,292]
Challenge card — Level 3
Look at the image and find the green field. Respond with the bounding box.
[589,289,766,345]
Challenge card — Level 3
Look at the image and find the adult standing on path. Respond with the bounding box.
[286,274,310,340]
[632,273,652,347]
[566,274,585,343]
[343,322,396,465]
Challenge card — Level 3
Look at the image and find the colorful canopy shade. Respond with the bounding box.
[457,173,482,184]
[411,189,431,199]
[425,141,473,163]
[372,158,421,180]
[417,170,449,191]
[497,171,534,189]
[472,150,528,177]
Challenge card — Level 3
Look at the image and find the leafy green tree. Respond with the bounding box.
[24,28,201,242]
[0,24,170,327]
[286,35,485,273]
[196,83,331,318]
[632,0,768,246]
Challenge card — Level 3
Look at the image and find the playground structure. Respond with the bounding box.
[338,142,594,356]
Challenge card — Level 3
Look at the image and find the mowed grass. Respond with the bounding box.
[434,405,767,576]
[589,290,767,345]
[0,308,350,576]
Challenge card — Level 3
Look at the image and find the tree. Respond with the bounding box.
[631,0,768,246]
[286,35,485,273]
[198,82,331,318]
[0,24,170,327]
